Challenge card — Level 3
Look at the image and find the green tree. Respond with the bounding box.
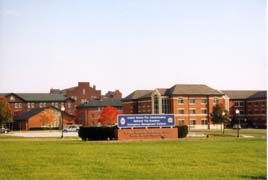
[0,97,13,127]
[210,104,229,134]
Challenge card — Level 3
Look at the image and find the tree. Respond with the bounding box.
[210,104,229,134]
[98,106,120,126]
[39,109,56,127]
[0,97,13,127]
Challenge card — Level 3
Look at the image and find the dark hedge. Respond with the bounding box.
[78,126,117,141]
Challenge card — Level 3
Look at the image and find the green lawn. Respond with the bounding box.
[0,137,266,180]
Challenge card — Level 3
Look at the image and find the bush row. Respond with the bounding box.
[176,125,188,138]
[29,127,60,130]
[79,126,117,141]
[79,126,189,140]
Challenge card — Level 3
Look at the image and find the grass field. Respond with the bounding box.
[0,136,266,180]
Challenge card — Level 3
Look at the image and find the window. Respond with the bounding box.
[248,102,252,106]
[27,103,31,109]
[39,103,43,108]
[190,109,196,114]
[201,109,208,114]
[201,120,208,125]
[247,110,251,114]
[178,109,184,114]
[14,103,19,109]
[162,98,169,114]
[213,97,219,104]
[154,95,159,114]
[235,101,244,107]
[31,103,35,108]
[189,98,195,104]
[178,98,184,104]
[201,98,207,104]
[55,102,58,108]
[239,110,244,115]
[190,120,196,125]
[82,88,86,95]
[178,120,184,126]
[68,102,72,108]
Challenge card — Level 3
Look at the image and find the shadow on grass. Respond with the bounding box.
[241,175,267,180]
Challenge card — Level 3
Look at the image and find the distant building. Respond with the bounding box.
[50,82,102,109]
[13,106,75,130]
[1,93,74,117]
[222,90,267,128]
[76,98,122,126]
[123,84,227,129]
[50,82,122,115]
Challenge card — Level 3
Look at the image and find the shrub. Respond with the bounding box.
[29,127,60,130]
[79,126,117,141]
[177,125,188,138]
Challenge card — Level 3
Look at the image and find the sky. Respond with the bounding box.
[0,0,266,96]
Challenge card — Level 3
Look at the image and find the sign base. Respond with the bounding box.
[116,127,178,141]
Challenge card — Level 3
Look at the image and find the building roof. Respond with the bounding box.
[222,90,267,99]
[167,84,223,96]
[77,98,122,108]
[14,108,45,121]
[11,93,68,102]
[123,84,223,101]
[123,90,153,100]
[14,106,74,121]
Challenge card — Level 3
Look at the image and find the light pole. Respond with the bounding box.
[222,111,225,135]
[61,105,65,139]
[235,109,240,138]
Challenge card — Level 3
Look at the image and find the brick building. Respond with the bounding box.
[50,82,122,115]
[14,106,75,130]
[123,84,227,129]
[0,93,74,117]
[222,90,267,128]
[76,98,122,126]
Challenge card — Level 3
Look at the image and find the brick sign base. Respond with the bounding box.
[116,127,178,141]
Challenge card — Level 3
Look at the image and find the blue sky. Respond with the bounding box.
[0,0,266,96]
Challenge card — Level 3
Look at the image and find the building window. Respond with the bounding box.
[201,109,208,114]
[68,102,72,108]
[31,103,35,108]
[154,95,159,114]
[178,98,184,104]
[189,98,195,104]
[247,102,252,106]
[190,120,196,125]
[235,101,244,107]
[82,88,86,95]
[39,103,43,108]
[178,120,184,126]
[239,110,244,115]
[27,103,31,109]
[55,102,58,108]
[190,109,196,114]
[213,97,219,104]
[201,120,208,125]
[247,110,251,114]
[178,109,184,114]
[162,98,169,114]
[14,103,19,109]
[201,98,207,104]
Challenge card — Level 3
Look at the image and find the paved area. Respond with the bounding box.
[2,131,78,137]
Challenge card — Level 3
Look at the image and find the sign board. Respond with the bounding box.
[117,114,175,128]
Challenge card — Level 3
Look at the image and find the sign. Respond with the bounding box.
[117,114,175,128]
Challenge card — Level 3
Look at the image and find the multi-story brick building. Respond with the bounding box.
[123,84,227,129]
[50,82,122,115]
[0,93,74,117]
[0,93,75,130]
[76,98,122,126]
[222,90,267,128]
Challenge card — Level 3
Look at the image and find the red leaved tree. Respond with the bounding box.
[98,106,119,126]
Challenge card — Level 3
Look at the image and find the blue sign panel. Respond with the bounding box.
[117,114,175,128]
